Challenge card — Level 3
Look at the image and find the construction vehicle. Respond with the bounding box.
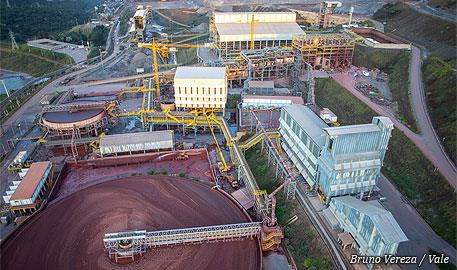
[89,132,106,150]
[175,152,189,160]
[222,174,238,188]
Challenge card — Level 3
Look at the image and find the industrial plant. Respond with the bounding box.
[1,1,454,270]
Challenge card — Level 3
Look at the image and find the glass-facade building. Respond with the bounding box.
[329,196,407,256]
[279,105,394,201]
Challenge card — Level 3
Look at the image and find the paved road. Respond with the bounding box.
[408,45,457,187]
[332,68,456,189]
[2,21,123,129]
[407,0,456,23]
[378,175,457,268]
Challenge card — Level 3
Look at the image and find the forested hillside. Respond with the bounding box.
[0,0,101,42]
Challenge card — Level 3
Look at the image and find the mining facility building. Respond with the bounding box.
[0,5,412,270]
[213,12,305,59]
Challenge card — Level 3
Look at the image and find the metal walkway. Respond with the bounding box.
[104,222,261,250]
[239,130,280,150]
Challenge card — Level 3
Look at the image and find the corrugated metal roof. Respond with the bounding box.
[248,80,274,88]
[214,12,297,24]
[10,162,51,201]
[283,104,328,147]
[174,66,226,80]
[334,196,408,244]
[215,22,304,42]
[243,95,304,104]
[134,9,146,18]
[324,124,380,136]
[100,130,173,148]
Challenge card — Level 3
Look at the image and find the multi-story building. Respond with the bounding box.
[279,104,394,201]
[279,104,328,187]
[212,12,305,59]
[173,66,227,112]
[7,162,54,216]
[327,195,407,257]
[318,117,394,199]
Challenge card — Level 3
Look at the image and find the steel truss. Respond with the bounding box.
[104,222,261,260]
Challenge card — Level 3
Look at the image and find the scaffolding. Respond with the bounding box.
[318,1,342,29]
[218,39,293,60]
[292,33,355,70]
[223,47,298,87]
[241,48,295,82]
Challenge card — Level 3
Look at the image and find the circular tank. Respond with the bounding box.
[1,175,261,270]
[41,109,106,130]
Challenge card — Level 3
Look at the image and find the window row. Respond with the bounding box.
[176,87,225,95]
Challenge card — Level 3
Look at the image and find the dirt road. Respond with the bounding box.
[408,45,457,187]
[1,176,260,270]
[332,63,457,189]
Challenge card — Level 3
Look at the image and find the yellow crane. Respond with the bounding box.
[137,40,217,102]
[250,14,255,50]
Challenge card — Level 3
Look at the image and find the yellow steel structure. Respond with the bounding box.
[110,109,270,215]
[205,113,230,172]
[137,41,218,102]
[250,14,255,50]
[239,130,280,150]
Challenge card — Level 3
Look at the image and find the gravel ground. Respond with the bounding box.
[1,176,260,270]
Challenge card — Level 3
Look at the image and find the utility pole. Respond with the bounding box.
[0,80,10,97]
[6,0,10,8]
[348,6,354,26]
[9,30,19,50]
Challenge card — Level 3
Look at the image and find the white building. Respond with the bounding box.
[173,66,227,111]
[214,12,305,58]
[9,162,53,215]
[326,195,407,257]
[214,12,304,43]
[279,104,394,201]
[100,130,174,156]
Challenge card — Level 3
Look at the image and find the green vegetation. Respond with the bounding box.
[315,78,457,247]
[175,47,197,65]
[423,56,457,164]
[148,169,155,175]
[63,25,109,47]
[374,3,456,58]
[226,94,241,109]
[1,80,51,124]
[178,172,186,177]
[429,0,457,10]
[0,90,15,101]
[87,46,105,59]
[1,0,101,42]
[0,44,72,76]
[353,45,417,131]
[246,146,332,270]
[359,20,375,27]
[119,7,135,36]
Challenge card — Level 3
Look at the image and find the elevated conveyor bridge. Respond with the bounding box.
[104,222,261,262]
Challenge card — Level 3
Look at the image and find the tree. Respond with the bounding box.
[89,25,108,47]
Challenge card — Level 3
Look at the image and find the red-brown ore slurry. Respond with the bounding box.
[1,176,260,270]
